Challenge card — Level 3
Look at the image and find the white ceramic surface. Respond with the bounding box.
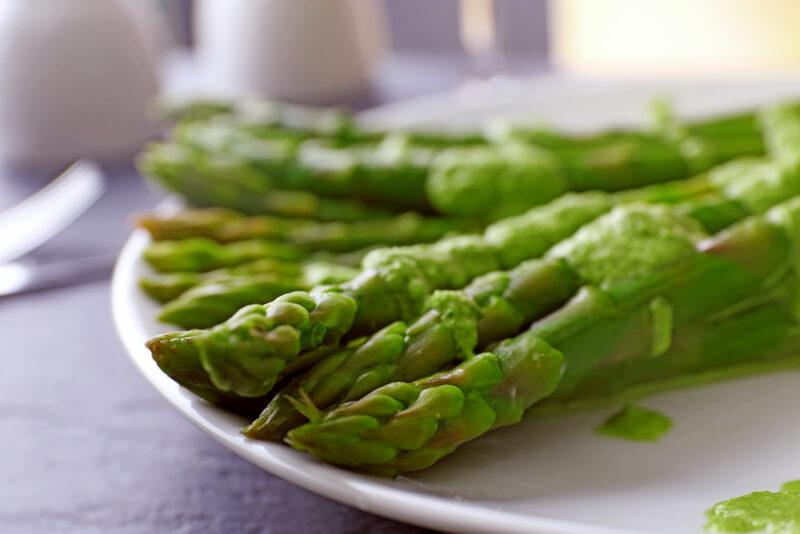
[0,0,159,168]
[194,0,387,103]
[113,79,800,534]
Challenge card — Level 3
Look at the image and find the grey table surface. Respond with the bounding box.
[0,165,436,534]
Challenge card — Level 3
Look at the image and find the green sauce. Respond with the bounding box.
[547,204,706,286]
[709,158,800,214]
[484,192,613,269]
[781,481,800,494]
[594,404,672,442]
[427,144,567,221]
[706,488,800,533]
[425,290,480,356]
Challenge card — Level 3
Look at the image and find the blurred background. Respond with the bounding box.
[3,1,799,533]
[3,0,798,172]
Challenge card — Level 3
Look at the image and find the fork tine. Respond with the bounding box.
[0,160,106,263]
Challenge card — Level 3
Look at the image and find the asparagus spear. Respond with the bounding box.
[168,123,435,211]
[137,142,394,221]
[137,208,466,250]
[135,208,303,242]
[140,259,356,304]
[287,198,800,474]
[148,101,776,219]
[155,260,359,329]
[143,238,306,273]
[148,291,359,399]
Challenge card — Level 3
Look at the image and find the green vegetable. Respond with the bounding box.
[137,142,393,221]
[158,98,364,143]
[142,238,306,273]
[146,103,800,429]
[140,258,307,303]
[148,155,800,411]
[243,291,484,439]
[142,101,780,219]
[426,144,568,220]
[246,175,800,441]
[706,486,800,533]
[286,198,800,474]
[781,481,800,493]
[148,291,358,400]
[140,259,357,304]
[138,208,465,251]
[246,204,702,439]
[594,404,672,442]
[155,262,359,329]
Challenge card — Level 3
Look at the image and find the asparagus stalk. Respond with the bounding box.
[137,208,466,250]
[137,142,394,221]
[167,124,436,211]
[143,238,307,273]
[148,291,359,399]
[146,102,776,219]
[140,259,357,304]
[143,236,377,275]
[144,193,609,403]
[287,198,800,474]
[155,261,359,329]
[136,208,303,242]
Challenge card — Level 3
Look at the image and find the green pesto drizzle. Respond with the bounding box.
[706,484,800,533]
[781,480,800,494]
[594,404,672,442]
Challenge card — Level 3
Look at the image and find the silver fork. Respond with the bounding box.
[0,160,105,264]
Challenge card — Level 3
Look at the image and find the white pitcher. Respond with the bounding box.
[0,0,159,168]
[195,0,387,104]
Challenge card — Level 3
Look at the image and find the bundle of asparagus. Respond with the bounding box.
[139,97,800,476]
[286,197,800,474]
[146,151,800,414]
[137,208,467,328]
[140,99,776,220]
[136,101,787,331]
[244,155,800,440]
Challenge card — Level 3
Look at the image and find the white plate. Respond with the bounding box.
[113,78,800,534]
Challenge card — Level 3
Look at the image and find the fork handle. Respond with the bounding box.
[0,253,117,298]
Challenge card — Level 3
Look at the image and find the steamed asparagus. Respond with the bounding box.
[143,102,774,219]
[143,238,306,273]
[243,203,705,438]
[147,153,800,408]
[245,151,800,439]
[155,262,359,329]
[140,259,357,304]
[148,291,359,400]
[287,198,800,474]
[137,142,393,221]
[137,208,466,250]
